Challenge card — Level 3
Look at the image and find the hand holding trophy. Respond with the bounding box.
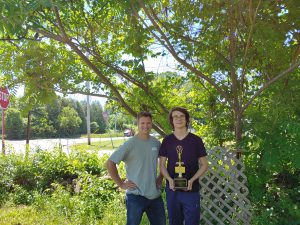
[174,145,187,189]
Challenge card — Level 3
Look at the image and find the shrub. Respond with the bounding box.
[0,146,127,223]
[10,185,34,205]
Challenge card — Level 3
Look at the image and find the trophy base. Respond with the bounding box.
[174,178,187,189]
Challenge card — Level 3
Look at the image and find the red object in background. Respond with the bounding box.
[124,128,135,137]
[0,87,9,109]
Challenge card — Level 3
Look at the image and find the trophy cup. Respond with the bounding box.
[174,145,187,189]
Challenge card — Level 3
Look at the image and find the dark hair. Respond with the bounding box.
[169,107,190,129]
[137,111,152,121]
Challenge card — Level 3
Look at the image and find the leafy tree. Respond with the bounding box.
[0,2,299,223]
[0,41,68,143]
[4,108,25,139]
[0,0,169,136]
[71,99,87,134]
[131,0,300,150]
[90,121,99,133]
[106,112,129,132]
[243,75,300,224]
[58,107,82,137]
[90,101,106,134]
[30,107,56,138]
[0,0,299,148]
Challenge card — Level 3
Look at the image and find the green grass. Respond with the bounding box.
[80,131,124,139]
[0,204,73,225]
[73,139,127,150]
[0,205,155,225]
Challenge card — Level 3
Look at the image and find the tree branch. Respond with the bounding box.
[88,48,169,114]
[53,6,69,42]
[56,90,117,100]
[241,0,261,100]
[51,6,140,116]
[34,28,64,42]
[136,0,231,104]
[50,3,167,136]
[242,60,300,113]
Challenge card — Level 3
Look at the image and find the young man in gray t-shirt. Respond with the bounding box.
[106,112,166,225]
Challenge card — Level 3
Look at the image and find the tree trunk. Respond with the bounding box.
[235,112,243,159]
[26,111,31,145]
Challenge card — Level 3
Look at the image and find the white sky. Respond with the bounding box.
[67,54,178,107]
[16,53,178,107]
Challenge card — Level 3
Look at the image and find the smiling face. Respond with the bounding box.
[171,110,187,130]
[137,116,153,136]
[169,107,190,130]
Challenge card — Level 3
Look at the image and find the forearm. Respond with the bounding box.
[190,157,208,183]
[159,157,172,181]
[156,171,164,181]
[106,160,123,187]
[160,165,172,181]
[156,158,164,180]
[106,159,137,190]
[159,156,176,190]
[190,166,208,183]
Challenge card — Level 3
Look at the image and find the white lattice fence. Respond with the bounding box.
[200,147,251,225]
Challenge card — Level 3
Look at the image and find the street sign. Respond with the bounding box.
[0,87,9,109]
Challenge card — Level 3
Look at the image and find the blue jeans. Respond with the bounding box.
[166,188,200,225]
[126,194,166,225]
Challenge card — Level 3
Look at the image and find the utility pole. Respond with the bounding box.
[86,81,91,145]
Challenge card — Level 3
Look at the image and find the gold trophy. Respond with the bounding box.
[174,145,187,189]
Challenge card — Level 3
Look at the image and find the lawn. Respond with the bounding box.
[73,138,127,150]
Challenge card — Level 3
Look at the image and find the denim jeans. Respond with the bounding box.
[126,194,166,225]
[166,188,200,225]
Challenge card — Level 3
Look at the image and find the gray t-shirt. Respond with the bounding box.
[109,135,161,199]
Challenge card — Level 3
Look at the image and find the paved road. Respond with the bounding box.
[4,137,126,155]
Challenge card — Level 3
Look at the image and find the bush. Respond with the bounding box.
[0,155,14,206]
[0,146,126,223]
[243,118,300,224]
[5,108,25,139]
[10,185,34,205]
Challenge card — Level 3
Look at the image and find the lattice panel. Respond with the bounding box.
[199,147,251,225]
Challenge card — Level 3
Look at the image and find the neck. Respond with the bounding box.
[173,128,188,139]
[174,127,188,134]
[137,133,150,140]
